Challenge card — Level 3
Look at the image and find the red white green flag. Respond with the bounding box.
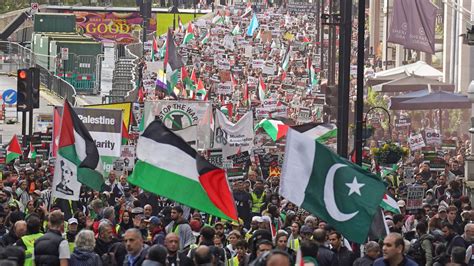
[6,135,22,163]
[28,142,37,159]
[52,100,104,200]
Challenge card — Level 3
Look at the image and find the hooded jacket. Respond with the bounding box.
[70,249,102,266]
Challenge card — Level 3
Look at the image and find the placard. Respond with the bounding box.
[395,117,411,128]
[406,186,425,210]
[120,145,135,171]
[425,128,441,145]
[217,82,233,95]
[409,133,426,151]
[297,107,312,124]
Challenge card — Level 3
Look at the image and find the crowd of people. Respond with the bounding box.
[0,2,473,266]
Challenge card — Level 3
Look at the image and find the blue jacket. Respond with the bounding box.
[373,256,419,266]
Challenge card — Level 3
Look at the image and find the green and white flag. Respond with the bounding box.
[182,23,195,45]
[280,128,386,243]
[28,142,37,159]
[232,24,241,35]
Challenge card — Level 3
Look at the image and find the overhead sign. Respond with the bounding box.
[2,89,17,104]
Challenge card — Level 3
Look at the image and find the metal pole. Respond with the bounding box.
[355,0,366,165]
[337,0,352,157]
[21,111,26,148]
[28,110,33,141]
[385,0,389,69]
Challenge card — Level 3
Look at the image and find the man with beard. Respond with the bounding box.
[165,206,195,251]
[434,174,448,201]
[419,162,432,181]
[94,221,119,257]
[232,181,251,228]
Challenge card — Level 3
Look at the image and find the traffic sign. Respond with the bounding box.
[2,89,17,104]
[61,48,69,60]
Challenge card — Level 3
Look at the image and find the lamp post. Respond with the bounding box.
[169,6,179,31]
[464,81,474,204]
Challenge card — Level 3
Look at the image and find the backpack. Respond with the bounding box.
[407,234,434,265]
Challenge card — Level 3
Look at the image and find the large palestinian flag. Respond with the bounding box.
[129,120,238,221]
[52,100,104,200]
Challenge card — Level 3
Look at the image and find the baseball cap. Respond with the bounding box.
[145,216,161,225]
[252,216,264,223]
[131,207,144,215]
[397,200,406,208]
[438,206,447,213]
[68,218,78,224]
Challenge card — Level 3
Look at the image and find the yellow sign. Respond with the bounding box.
[85,102,133,130]
[283,32,295,41]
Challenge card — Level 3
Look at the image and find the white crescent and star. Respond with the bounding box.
[324,163,364,222]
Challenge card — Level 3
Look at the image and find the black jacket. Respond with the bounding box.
[332,246,355,266]
[123,247,148,266]
[0,229,18,247]
[353,255,376,266]
[34,229,64,266]
[94,237,119,257]
[316,245,338,266]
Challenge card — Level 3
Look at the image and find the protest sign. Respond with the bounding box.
[406,186,425,210]
[395,117,411,128]
[217,82,233,95]
[425,128,441,145]
[409,133,426,150]
[297,107,312,124]
[120,145,135,171]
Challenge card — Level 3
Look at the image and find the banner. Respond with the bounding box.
[54,106,122,174]
[409,133,426,150]
[143,100,212,149]
[72,11,157,43]
[86,102,133,130]
[214,111,254,160]
[387,0,438,54]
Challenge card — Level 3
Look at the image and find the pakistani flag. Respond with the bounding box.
[6,135,22,163]
[52,100,104,200]
[129,120,238,220]
[280,128,386,243]
[182,23,195,45]
[28,142,37,159]
[232,24,241,35]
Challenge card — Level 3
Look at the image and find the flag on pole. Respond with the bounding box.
[246,13,259,36]
[196,78,207,100]
[242,84,250,107]
[178,15,184,33]
[280,128,386,243]
[152,37,158,61]
[281,45,291,71]
[181,66,194,90]
[159,38,167,59]
[6,135,22,163]
[254,119,287,141]
[164,29,184,95]
[380,194,401,214]
[190,67,198,83]
[257,77,266,101]
[28,142,37,159]
[122,121,130,145]
[128,120,238,221]
[232,24,241,35]
[201,31,210,45]
[182,23,195,45]
[52,100,104,200]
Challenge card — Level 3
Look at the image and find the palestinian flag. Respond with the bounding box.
[129,120,238,221]
[28,142,37,159]
[212,14,225,25]
[380,194,401,214]
[232,24,241,35]
[178,15,184,33]
[190,67,198,83]
[52,100,103,200]
[255,119,287,141]
[183,23,195,45]
[201,32,210,45]
[181,66,194,90]
[6,135,22,163]
[293,123,338,144]
[152,37,158,61]
[196,78,207,100]
[302,36,311,45]
[122,121,130,145]
[258,77,267,101]
[164,29,184,95]
[281,45,291,71]
[159,38,167,59]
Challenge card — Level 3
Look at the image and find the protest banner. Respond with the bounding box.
[120,145,136,171]
[214,111,254,160]
[143,100,212,149]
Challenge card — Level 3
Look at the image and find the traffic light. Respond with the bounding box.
[30,67,40,108]
[325,85,338,120]
[17,68,31,111]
